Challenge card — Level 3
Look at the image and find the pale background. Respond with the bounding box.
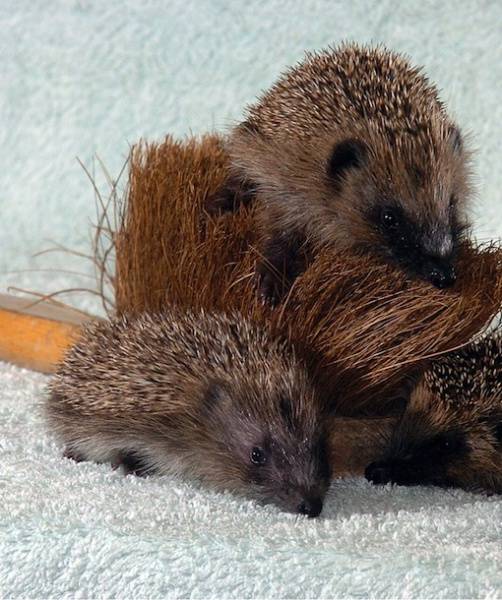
[1,0,501,315]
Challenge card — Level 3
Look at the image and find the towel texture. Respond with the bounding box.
[2,362,502,598]
[1,1,502,597]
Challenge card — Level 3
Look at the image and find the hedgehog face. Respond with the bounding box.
[365,383,502,494]
[368,202,459,289]
[202,379,331,517]
[242,425,331,518]
[365,426,470,488]
[325,128,470,289]
[229,44,473,290]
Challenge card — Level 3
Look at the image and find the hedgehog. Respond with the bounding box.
[365,333,502,493]
[112,134,502,416]
[47,310,331,517]
[220,43,472,301]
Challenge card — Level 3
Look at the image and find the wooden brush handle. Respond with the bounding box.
[0,294,95,373]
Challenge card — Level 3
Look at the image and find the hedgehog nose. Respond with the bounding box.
[429,265,456,289]
[365,461,392,485]
[297,497,323,518]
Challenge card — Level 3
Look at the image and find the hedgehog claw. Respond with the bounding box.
[115,452,150,477]
[258,270,284,307]
[63,447,85,463]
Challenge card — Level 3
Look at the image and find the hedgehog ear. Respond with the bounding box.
[202,379,231,414]
[448,127,463,155]
[327,139,368,183]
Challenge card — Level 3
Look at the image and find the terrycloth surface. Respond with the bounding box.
[2,362,502,599]
[1,1,502,597]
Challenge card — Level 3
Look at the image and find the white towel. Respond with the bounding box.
[1,362,501,598]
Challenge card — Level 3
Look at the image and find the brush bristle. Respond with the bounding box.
[112,134,502,414]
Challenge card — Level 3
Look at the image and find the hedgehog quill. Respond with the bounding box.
[365,333,502,494]
[47,310,331,517]
[222,43,472,301]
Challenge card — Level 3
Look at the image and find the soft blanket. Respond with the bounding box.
[2,363,502,598]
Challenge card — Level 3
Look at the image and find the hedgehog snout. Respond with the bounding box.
[365,461,393,485]
[420,237,457,288]
[428,263,456,289]
[278,483,326,517]
[297,496,323,518]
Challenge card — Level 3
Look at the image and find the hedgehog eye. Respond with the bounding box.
[381,208,400,230]
[250,447,267,466]
[495,423,502,444]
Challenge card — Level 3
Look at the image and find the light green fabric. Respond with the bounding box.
[1,1,501,597]
[2,363,502,598]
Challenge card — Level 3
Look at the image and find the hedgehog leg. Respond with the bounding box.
[207,174,257,214]
[114,451,152,477]
[258,231,309,305]
[63,446,86,463]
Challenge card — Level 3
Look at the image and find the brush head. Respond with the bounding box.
[111,134,502,415]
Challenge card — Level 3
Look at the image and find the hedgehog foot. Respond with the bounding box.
[63,446,85,463]
[113,452,151,477]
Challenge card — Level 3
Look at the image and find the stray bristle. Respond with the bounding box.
[112,134,502,414]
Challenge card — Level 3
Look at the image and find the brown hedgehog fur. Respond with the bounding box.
[113,134,502,415]
[365,374,502,495]
[328,416,397,478]
[48,309,330,517]
[425,330,502,401]
[366,332,502,494]
[223,43,472,299]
